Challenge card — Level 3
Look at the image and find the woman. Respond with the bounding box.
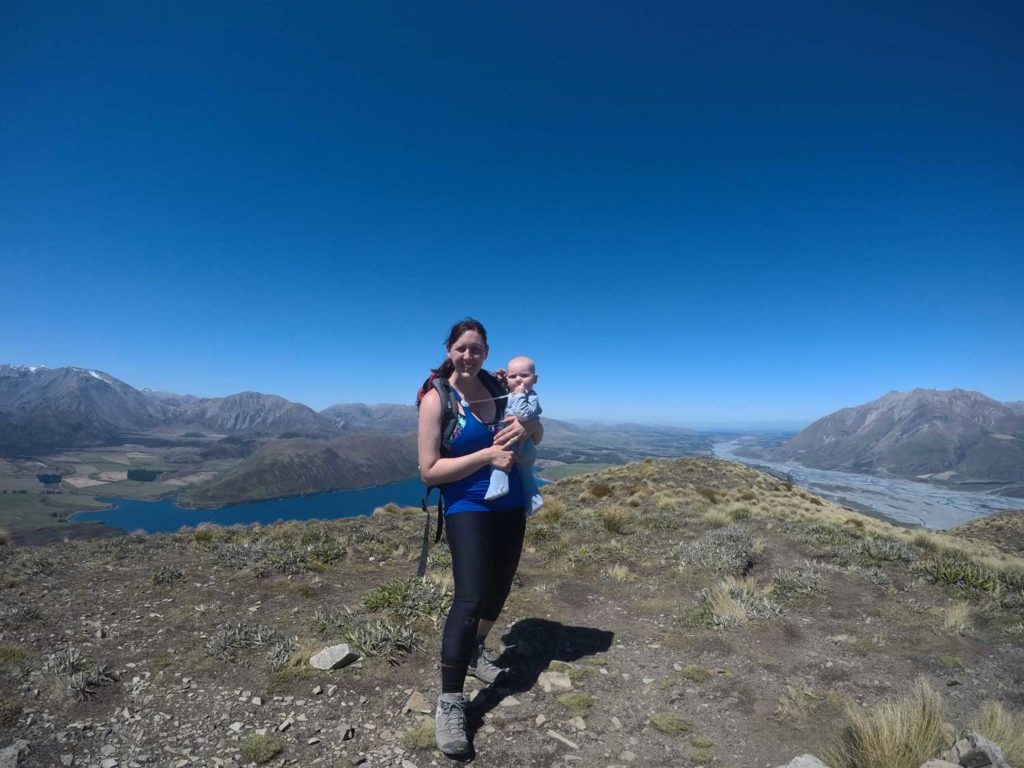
[417,318,543,756]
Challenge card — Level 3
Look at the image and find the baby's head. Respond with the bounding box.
[506,355,538,394]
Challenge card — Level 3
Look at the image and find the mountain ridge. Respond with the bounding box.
[773,388,1024,482]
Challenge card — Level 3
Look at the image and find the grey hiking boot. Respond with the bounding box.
[467,638,506,685]
[435,693,470,755]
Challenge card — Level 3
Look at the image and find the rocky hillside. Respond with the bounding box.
[2,458,1022,767]
[169,392,338,439]
[319,403,418,434]
[178,432,418,508]
[774,389,1024,482]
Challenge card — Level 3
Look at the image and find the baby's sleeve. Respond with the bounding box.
[506,391,542,421]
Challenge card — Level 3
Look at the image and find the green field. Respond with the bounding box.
[0,491,111,531]
[538,462,616,481]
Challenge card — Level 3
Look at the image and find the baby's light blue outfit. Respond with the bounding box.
[485,390,543,514]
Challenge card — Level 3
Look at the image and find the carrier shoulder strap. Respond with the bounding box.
[430,377,461,457]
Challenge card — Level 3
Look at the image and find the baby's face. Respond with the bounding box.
[506,360,537,392]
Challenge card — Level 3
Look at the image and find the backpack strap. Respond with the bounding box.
[477,370,509,417]
[431,377,461,457]
[416,488,445,577]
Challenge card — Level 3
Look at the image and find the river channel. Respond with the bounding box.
[712,439,1021,529]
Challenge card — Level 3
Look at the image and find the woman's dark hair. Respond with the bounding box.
[435,318,488,378]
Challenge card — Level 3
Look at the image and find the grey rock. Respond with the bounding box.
[773,757,830,768]
[941,733,1010,768]
[309,644,361,671]
[0,741,29,768]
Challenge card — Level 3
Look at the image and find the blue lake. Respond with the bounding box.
[70,478,428,534]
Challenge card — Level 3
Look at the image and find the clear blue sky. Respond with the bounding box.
[2,1,1022,428]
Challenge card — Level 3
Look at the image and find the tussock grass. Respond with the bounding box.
[942,601,971,633]
[534,496,564,524]
[695,486,719,504]
[589,481,613,499]
[972,701,1024,766]
[702,509,732,529]
[601,506,633,534]
[822,679,947,768]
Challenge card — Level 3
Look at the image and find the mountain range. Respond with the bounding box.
[773,388,1024,482]
[0,365,410,452]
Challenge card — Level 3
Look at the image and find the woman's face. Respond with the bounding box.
[447,330,488,380]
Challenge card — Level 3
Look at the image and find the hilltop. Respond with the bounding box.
[2,457,1022,767]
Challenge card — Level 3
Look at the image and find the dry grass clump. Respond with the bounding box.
[775,686,844,725]
[589,481,613,499]
[942,601,971,633]
[603,563,635,582]
[695,486,719,504]
[602,506,633,534]
[822,679,947,768]
[402,720,436,750]
[702,509,732,529]
[972,701,1024,766]
[534,496,564,524]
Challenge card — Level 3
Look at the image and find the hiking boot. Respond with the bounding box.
[435,693,470,755]
[467,638,506,685]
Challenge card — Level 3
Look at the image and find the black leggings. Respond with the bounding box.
[440,507,526,693]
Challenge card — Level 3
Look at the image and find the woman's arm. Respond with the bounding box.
[418,389,516,486]
[493,415,543,446]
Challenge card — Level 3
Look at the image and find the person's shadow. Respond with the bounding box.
[463,618,615,750]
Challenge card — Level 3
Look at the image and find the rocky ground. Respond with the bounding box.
[1,458,1022,768]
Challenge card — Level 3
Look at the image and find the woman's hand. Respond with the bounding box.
[493,417,528,447]
[486,444,518,471]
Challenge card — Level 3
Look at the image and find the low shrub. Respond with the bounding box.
[239,734,282,764]
[557,693,594,716]
[362,577,452,626]
[650,711,692,735]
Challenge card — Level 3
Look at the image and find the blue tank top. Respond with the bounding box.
[441,389,525,516]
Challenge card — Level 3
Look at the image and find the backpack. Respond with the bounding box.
[415,370,509,576]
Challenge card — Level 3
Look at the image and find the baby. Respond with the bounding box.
[486,355,543,515]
